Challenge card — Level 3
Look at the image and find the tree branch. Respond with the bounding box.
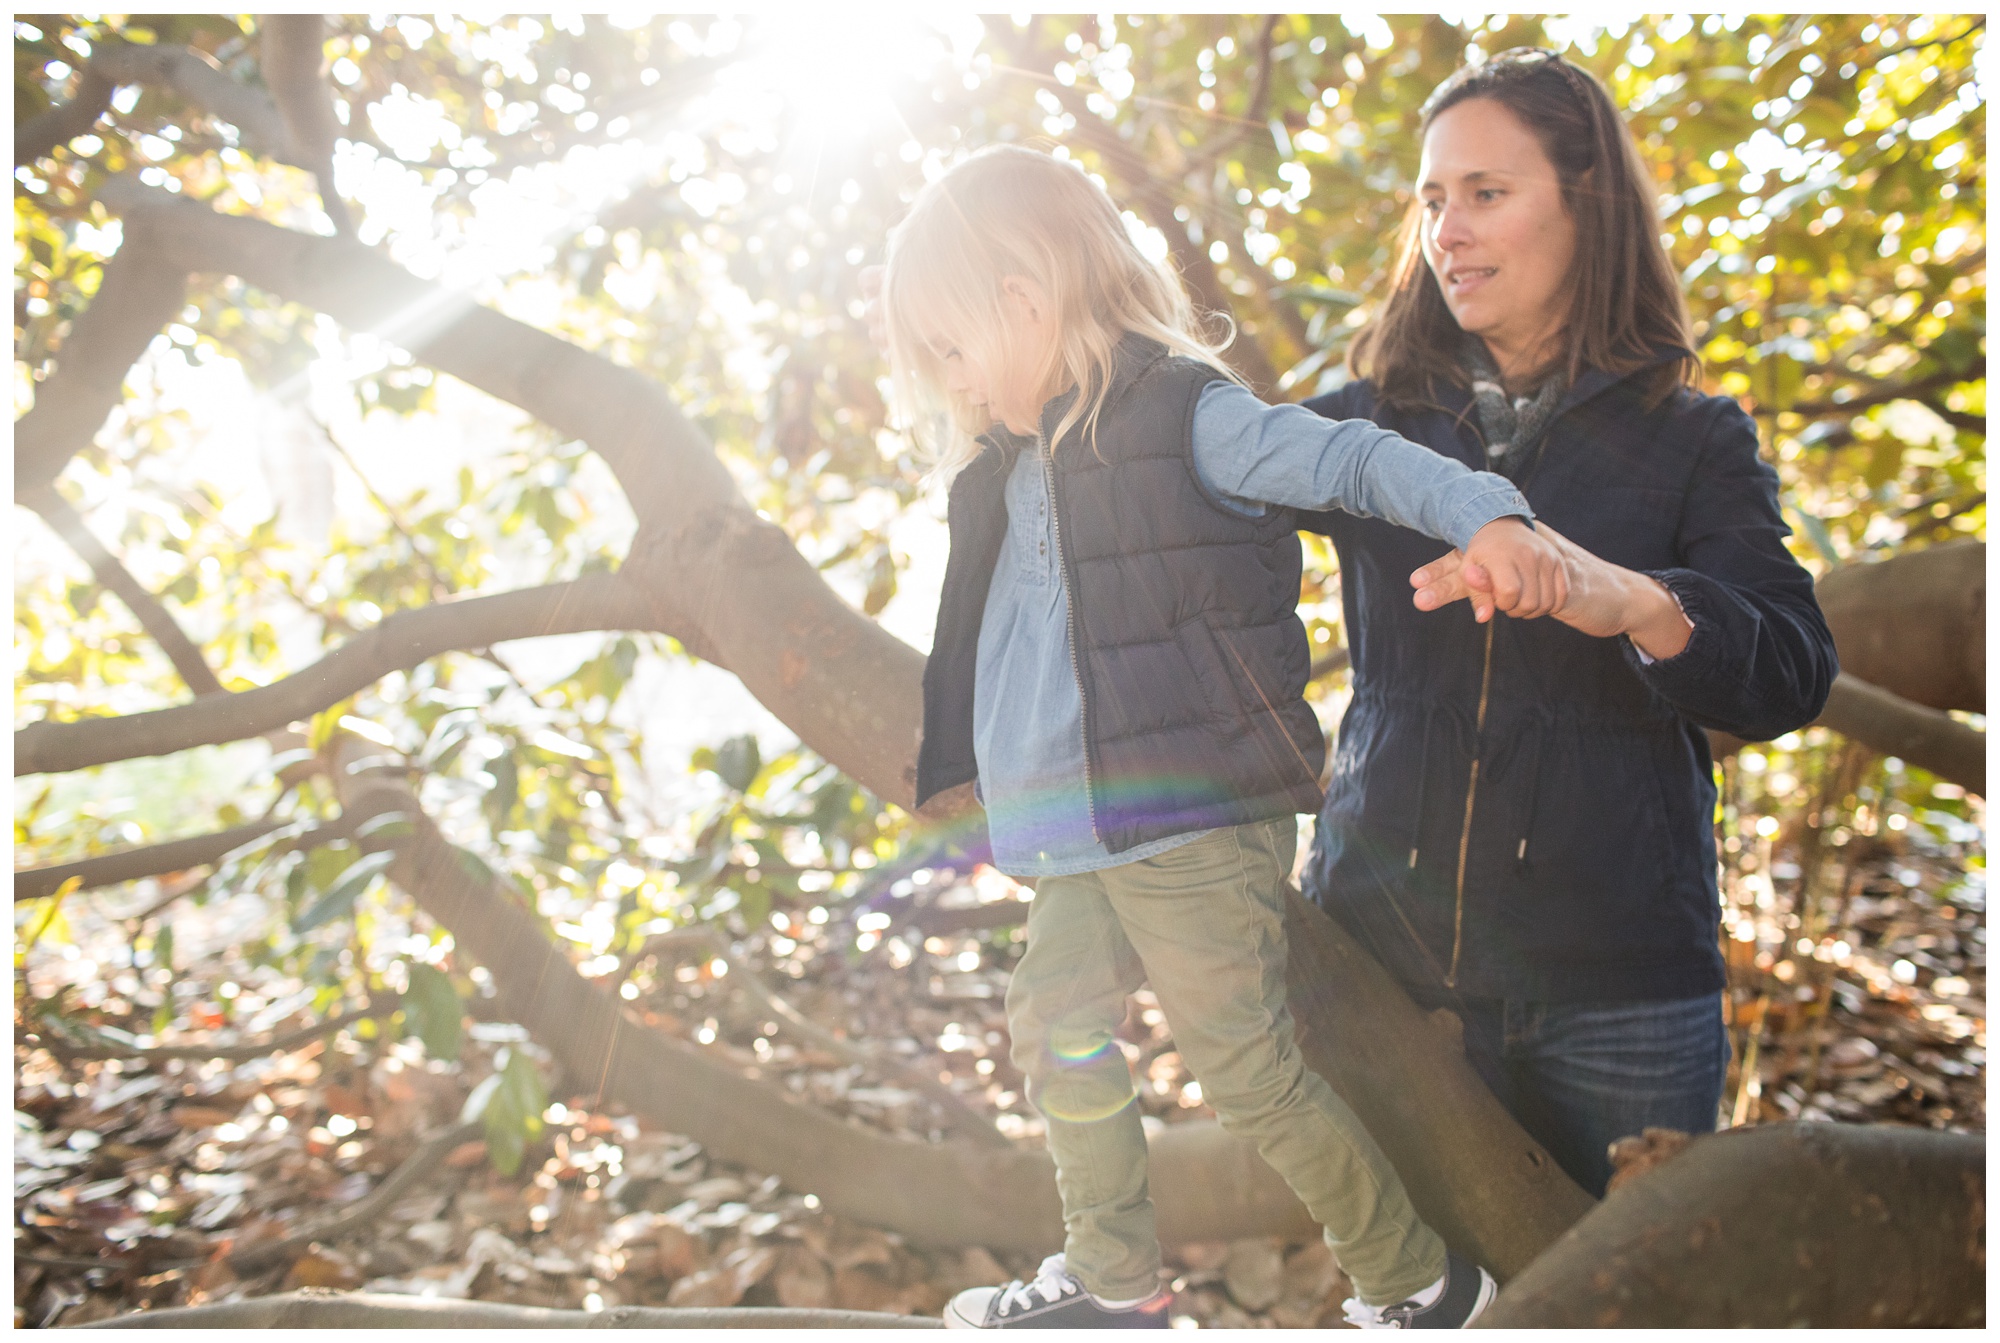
[1186,14,1283,175]
[14,226,190,498]
[326,732,1317,1251]
[15,819,285,902]
[75,184,932,807]
[15,42,300,170]
[15,574,652,776]
[627,925,1009,1147]
[20,486,224,696]
[1786,364,1976,419]
[227,1116,481,1275]
[83,1294,942,1329]
[1481,1122,1983,1327]
[259,15,353,236]
[14,66,117,168]
[33,1001,391,1064]
[95,178,741,530]
[1814,670,1985,796]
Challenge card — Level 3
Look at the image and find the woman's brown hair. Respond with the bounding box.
[1347,48,1699,406]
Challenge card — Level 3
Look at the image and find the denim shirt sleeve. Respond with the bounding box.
[1192,379,1532,552]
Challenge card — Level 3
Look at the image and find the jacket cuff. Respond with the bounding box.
[1623,568,1717,683]
[1441,479,1535,553]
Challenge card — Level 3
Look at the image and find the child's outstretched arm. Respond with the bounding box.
[1192,381,1564,621]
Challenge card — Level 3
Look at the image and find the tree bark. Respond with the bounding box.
[1282,889,1595,1280]
[1816,671,1984,795]
[1814,539,1984,713]
[1478,1122,1985,1328]
[258,15,353,236]
[14,819,283,901]
[20,487,225,696]
[15,574,650,776]
[81,1293,941,1329]
[1710,542,1986,793]
[17,43,300,169]
[14,226,189,498]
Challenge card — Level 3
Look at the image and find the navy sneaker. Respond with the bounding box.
[944,1253,1171,1329]
[1341,1251,1498,1329]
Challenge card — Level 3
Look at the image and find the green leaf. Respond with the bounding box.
[152,924,174,975]
[354,811,415,843]
[486,751,520,820]
[714,734,762,793]
[294,850,394,932]
[402,962,464,1062]
[472,1047,548,1177]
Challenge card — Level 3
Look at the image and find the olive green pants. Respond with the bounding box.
[1006,818,1447,1305]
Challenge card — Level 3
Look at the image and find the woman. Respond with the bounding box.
[1297,49,1838,1197]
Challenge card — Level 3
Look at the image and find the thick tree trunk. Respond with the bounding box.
[1816,671,1985,795]
[1282,890,1595,1280]
[1816,540,1984,714]
[1478,1122,1985,1328]
[80,1293,940,1328]
[1711,543,1987,793]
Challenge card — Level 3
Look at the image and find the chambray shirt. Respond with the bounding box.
[972,380,1533,879]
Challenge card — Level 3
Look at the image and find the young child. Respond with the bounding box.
[882,146,1563,1330]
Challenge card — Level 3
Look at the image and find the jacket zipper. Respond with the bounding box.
[1445,620,1496,989]
[1040,434,1102,842]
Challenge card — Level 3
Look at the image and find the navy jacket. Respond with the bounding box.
[1299,363,1837,1003]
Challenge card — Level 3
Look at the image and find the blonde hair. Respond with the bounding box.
[882,145,1239,485]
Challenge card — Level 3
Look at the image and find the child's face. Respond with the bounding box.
[928,277,1061,438]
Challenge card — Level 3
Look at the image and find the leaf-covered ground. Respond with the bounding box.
[15,799,1984,1328]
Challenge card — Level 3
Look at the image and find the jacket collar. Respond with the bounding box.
[1430,345,1688,424]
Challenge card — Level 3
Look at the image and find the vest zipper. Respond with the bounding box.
[1040,435,1102,843]
[1445,620,1496,989]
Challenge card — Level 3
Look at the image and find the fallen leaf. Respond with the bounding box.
[667,1264,744,1308]
[283,1246,363,1290]
[170,1105,238,1131]
[772,1245,833,1308]
[444,1139,489,1168]
[833,1262,902,1312]
[1221,1237,1285,1312]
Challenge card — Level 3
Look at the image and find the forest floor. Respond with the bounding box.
[15,805,1985,1328]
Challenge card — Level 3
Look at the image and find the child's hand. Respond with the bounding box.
[860,264,888,352]
[1410,521,1694,657]
[1412,517,1567,623]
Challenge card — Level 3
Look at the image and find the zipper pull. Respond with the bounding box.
[1515,837,1531,876]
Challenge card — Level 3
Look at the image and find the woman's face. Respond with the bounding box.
[1417,97,1579,374]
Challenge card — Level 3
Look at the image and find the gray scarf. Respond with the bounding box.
[1462,336,1566,482]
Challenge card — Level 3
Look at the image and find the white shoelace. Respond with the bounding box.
[1341,1296,1401,1328]
[996,1253,1081,1315]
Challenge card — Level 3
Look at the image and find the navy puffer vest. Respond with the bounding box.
[915,337,1325,854]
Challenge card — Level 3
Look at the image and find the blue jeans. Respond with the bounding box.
[1448,994,1731,1198]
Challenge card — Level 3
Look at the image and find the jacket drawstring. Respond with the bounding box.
[1513,720,1549,877]
[1407,704,1435,870]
